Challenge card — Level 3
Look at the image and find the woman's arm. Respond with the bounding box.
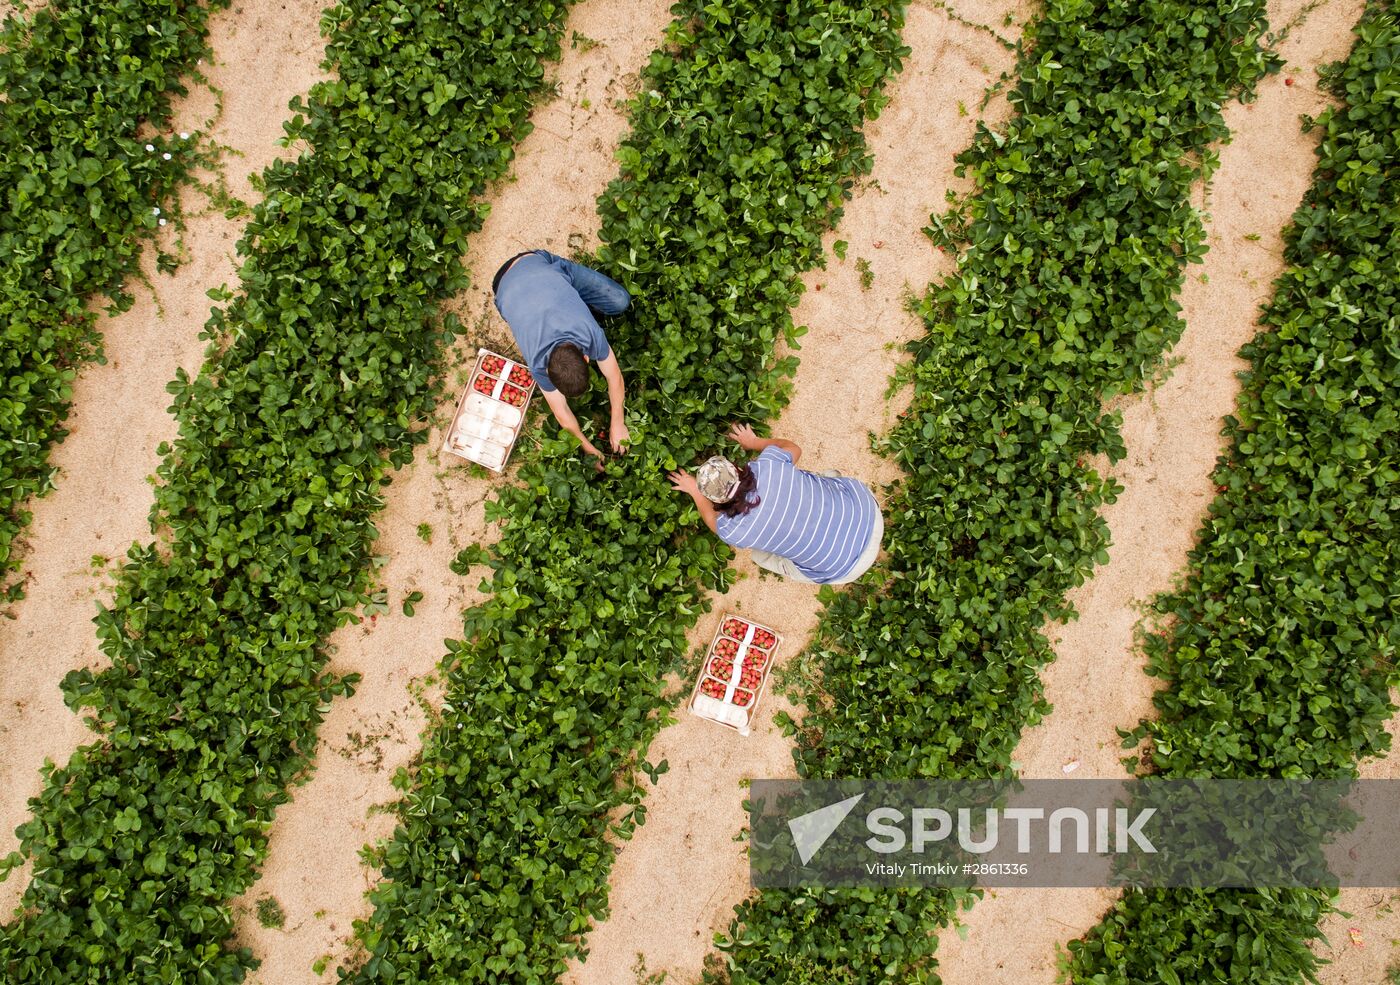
[728,423,801,465]
[668,471,719,534]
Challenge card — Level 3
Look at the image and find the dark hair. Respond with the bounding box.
[716,465,761,517]
[548,343,590,398]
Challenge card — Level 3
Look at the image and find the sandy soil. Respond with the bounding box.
[228,4,679,981]
[931,1,1372,982]
[1314,705,1400,983]
[0,0,334,916]
[560,4,1032,983]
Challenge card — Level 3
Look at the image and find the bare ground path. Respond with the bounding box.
[559,4,1031,983]
[1314,708,1400,983]
[929,1,1369,981]
[0,0,334,915]
[230,3,678,981]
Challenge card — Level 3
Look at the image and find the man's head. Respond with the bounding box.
[547,343,590,398]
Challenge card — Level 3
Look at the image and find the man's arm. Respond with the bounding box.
[728,423,801,465]
[542,388,605,459]
[597,352,630,454]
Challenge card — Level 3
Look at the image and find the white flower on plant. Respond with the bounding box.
[162,152,172,161]
[179,132,190,140]
[158,218,167,227]
[152,207,161,216]
[145,143,155,152]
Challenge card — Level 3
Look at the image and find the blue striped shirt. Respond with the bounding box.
[716,446,879,584]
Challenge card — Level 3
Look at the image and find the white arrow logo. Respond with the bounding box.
[788,793,864,865]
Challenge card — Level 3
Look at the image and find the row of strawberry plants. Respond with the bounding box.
[337,3,909,981]
[1066,4,1400,981]
[0,0,230,602]
[710,0,1283,980]
[0,2,572,982]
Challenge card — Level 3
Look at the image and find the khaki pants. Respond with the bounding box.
[750,474,884,585]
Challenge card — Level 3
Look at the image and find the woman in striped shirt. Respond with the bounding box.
[669,424,883,585]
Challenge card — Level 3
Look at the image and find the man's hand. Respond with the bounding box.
[728,423,762,450]
[610,418,631,454]
[582,440,607,472]
[668,470,700,497]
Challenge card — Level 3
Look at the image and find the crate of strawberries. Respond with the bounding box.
[689,613,782,736]
[442,349,536,472]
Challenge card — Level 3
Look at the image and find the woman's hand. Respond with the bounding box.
[728,423,762,450]
[669,469,719,534]
[668,470,700,498]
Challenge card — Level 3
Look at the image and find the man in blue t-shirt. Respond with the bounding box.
[492,249,631,461]
[668,424,884,585]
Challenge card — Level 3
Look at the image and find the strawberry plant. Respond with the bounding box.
[1068,4,1400,980]
[0,2,571,982]
[0,0,228,601]
[339,3,908,982]
[712,0,1290,980]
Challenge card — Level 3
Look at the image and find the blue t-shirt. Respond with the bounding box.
[493,252,611,392]
[716,446,879,584]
